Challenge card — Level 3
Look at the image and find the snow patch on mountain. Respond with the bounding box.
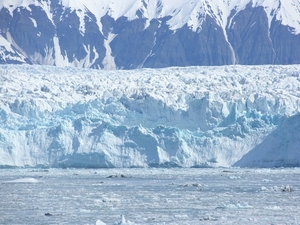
[102,33,117,70]
[3,0,300,34]
[1,0,47,16]
[0,35,15,54]
[0,35,27,63]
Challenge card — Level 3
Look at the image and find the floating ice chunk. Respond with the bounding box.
[261,185,294,192]
[236,203,253,209]
[79,209,91,213]
[264,206,282,210]
[217,202,253,209]
[200,215,217,221]
[261,186,268,191]
[280,185,293,192]
[3,178,40,183]
[229,175,241,179]
[100,197,121,203]
[174,214,189,218]
[106,174,128,178]
[115,215,136,225]
[96,219,107,225]
[262,179,272,182]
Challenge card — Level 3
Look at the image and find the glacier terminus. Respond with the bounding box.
[0,64,300,168]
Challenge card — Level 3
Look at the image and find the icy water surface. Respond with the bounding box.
[1,168,300,224]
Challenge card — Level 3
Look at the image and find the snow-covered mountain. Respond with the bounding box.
[0,64,300,168]
[1,0,300,69]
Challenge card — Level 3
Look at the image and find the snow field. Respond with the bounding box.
[2,0,300,34]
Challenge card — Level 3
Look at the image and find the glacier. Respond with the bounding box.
[0,64,300,168]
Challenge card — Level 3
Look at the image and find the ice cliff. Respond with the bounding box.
[0,64,300,168]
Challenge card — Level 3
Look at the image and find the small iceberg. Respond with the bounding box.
[3,178,40,183]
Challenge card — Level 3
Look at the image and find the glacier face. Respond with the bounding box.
[0,64,300,168]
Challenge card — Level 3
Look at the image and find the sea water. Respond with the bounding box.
[1,168,299,224]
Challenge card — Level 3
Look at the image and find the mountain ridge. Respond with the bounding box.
[0,0,300,68]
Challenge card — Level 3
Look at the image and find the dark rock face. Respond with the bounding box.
[53,7,106,68]
[227,4,276,64]
[270,20,300,65]
[0,2,299,68]
[0,8,26,64]
[109,15,233,69]
[175,16,233,66]
[110,16,153,69]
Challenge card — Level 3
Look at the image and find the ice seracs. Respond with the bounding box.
[0,64,300,168]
